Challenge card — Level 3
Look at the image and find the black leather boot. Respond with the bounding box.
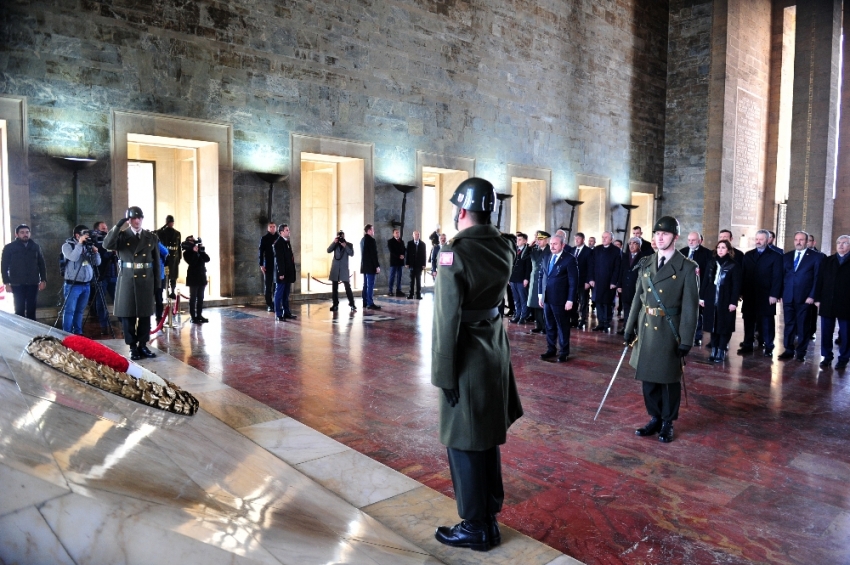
[435,520,490,551]
[708,348,717,362]
[635,417,662,436]
[488,515,501,547]
[714,349,726,363]
[658,420,674,443]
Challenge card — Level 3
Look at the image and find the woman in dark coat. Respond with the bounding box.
[701,240,742,362]
[182,235,210,324]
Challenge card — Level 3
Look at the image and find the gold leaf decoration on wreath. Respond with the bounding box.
[25,336,199,416]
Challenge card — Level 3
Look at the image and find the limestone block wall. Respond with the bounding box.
[1,0,668,300]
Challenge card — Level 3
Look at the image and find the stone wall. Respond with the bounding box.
[1,0,668,300]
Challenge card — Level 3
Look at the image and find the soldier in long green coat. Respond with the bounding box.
[623,216,699,443]
[432,178,523,552]
[103,206,161,361]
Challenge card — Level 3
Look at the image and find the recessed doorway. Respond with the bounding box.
[509,177,547,235]
[126,133,220,298]
[629,183,657,237]
[577,185,609,241]
[300,153,365,292]
[421,167,469,241]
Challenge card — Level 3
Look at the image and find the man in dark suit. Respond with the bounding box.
[778,231,821,361]
[538,233,578,362]
[258,222,277,312]
[679,231,712,345]
[387,228,406,296]
[360,224,382,310]
[273,224,297,321]
[719,229,744,267]
[569,232,592,328]
[588,231,621,332]
[804,233,825,340]
[738,230,783,356]
[509,233,532,324]
[814,235,850,369]
[632,226,654,255]
[406,230,427,299]
[617,237,651,334]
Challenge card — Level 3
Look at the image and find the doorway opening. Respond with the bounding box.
[629,192,656,237]
[126,134,220,298]
[300,153,365,292]
[420,167,468,287]
[509,177,546,235]
[577,185,608,242]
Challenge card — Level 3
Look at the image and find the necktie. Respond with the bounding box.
[688,249,694,260]
[549,254,557,274]
[794,251,801,271]
[574,247,579,258]
[658,256,666,270]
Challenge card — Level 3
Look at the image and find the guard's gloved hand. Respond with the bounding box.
[442,388,459,407]
[116,217,129,229]
[677,344,692,358]
[625,332,636,346]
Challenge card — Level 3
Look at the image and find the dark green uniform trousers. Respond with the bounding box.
[447,446,504,523]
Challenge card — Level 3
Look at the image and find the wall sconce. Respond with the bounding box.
[392,184,417,239]
[255,172,288,224]
[495,193,513,231]
[54,157,97,226]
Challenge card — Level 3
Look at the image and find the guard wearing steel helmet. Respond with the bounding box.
[432,177,523,551]
[103,206,162,361]
[623,216,699,443]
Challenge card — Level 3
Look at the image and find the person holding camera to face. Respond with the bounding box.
[327,230,356,312]
[61,225,102,335]
[182,235,210,324]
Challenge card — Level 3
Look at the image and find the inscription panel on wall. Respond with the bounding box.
[732,88,763,227]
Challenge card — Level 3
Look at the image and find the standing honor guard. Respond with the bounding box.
[623,216,699,443]
[431,177,523,551]
[104,206,161,361]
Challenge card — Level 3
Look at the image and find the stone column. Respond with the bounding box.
[785,0,842,253]
[834,1,850,246]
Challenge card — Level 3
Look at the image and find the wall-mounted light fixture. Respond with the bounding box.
[495,193,513,231]
[54,157,97,226]
[255,172,288,225]
[392,184,417,239]
[617,203,640,239]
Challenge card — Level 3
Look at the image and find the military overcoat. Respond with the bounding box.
[624,251,699,384]
[103,224,161,317]
[431,224,524,451]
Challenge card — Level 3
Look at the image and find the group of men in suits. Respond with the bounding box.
[386,229,428,299]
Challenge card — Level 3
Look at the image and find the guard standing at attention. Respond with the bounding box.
[104,206,161,361]
[432,177,523,551]
[156,214,181,298]
[623,216,699,443]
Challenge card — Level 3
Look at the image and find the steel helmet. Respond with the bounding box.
[125,206,144,219]
[449,177,496,213]
[652,215,680,236]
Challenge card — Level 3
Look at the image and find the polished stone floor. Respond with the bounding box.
[0,311,570,565]
[141,295,850,565]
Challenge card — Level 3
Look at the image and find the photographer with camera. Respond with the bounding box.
[182,235,210,324]
[327,230,356,312]
[61,225,101,334]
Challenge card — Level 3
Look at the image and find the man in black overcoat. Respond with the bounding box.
[813,235,850,369]
[387,228,406,296]
[273,224,297,321]
[569,232,592,329]
[156,215,181,298]
[406,231,427,299]
[588,231,621,332]
[258,222,277,311]
[738,230,783,356]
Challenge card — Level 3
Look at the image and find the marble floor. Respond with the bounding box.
[143,295,850,565]
[0,311,572,565]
